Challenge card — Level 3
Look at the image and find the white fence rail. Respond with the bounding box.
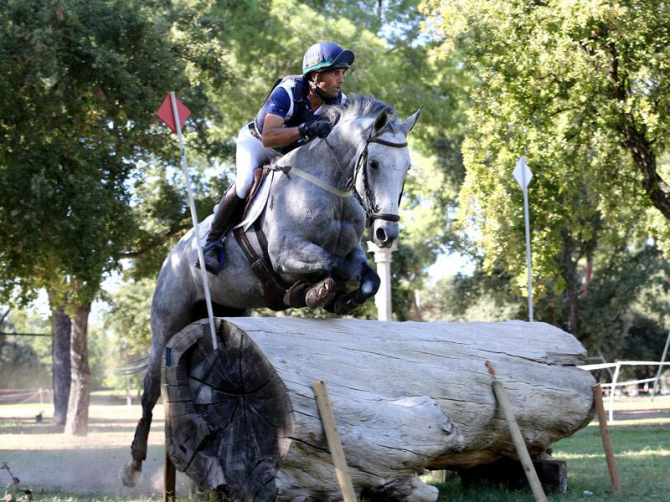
[578,361,670,423]
[0,388,51,405]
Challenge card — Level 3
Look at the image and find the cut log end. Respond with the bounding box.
[163,319,294,501]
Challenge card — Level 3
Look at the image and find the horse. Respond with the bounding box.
[122,94,422,487]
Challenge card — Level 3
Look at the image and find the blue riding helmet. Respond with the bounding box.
[302,42,355,75]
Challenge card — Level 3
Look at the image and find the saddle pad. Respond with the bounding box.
[234,169,275,232]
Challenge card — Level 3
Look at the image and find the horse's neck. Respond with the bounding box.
[303,123,364,187]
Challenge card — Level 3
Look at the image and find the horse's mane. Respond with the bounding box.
[323,94,397,129]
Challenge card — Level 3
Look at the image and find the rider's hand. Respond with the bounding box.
[299,119,332,139]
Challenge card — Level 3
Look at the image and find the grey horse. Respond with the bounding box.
[122,94,422,487]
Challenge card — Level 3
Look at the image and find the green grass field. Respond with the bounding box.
[435,420,670,501]
[1,401,669,501]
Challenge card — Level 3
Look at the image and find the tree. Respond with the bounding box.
[0,0,228,434]
[421,0,670,226]
[418,0,670,336]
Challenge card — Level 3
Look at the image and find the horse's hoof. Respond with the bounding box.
[121,461,142,487]
[283,281,309,308]
[305,278,337,309]
[333,291,361,315]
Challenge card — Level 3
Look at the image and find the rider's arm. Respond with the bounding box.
[261,114,302,148]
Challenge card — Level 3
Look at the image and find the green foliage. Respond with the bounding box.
[418,0,670,348]
[104,278,153,353]
[0,0,229,306]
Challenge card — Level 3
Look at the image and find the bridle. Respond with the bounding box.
[349,131,408,223]
[322,128,408,224]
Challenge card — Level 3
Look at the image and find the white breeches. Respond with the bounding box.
[235,123,281,198]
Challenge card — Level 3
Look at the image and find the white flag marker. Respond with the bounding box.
[513,156,534,322]
[158,92,218,350]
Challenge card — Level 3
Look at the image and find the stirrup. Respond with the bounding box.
[198,239,226,274]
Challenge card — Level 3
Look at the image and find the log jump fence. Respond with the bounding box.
[159,317,597,501]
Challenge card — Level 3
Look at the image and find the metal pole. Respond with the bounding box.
[169,92,218,351]
[522,169,533,322]
[652,331,670,401]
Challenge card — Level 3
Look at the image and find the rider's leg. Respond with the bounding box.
[234,122,280,198]
[201,123,278,273]
[202,186,244,273]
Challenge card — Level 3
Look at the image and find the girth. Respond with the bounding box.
[234,221,288,311]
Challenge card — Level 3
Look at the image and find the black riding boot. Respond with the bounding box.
[201,185,243,274]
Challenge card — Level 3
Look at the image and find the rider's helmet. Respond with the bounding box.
[302,42,355,75]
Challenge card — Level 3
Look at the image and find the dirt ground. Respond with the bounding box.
[2,397,670,497]
[0,403,193,497]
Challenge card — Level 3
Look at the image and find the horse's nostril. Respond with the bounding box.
[375,227,388,243]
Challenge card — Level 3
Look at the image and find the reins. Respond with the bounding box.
[279,126,408,225]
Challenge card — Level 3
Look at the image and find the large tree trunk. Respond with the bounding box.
[64,303,91,436]
[48,292,71,426]
[163,317,595,502]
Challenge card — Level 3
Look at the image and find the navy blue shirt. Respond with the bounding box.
[253,75,346,153]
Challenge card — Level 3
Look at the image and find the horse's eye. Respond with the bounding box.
[369,160,380,170]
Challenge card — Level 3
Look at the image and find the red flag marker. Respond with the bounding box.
[156,93,191,133]
[155,91,218,351]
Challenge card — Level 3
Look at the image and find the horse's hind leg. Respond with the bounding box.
[122,350,162,487]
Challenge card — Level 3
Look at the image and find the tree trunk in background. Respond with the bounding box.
[49,296,71,426]
[65,302,91,436]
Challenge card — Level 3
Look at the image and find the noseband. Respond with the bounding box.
[349,132,408,224]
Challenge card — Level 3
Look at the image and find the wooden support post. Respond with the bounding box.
[592,384,622,492]
[486,362,547,502]
[164,427,177,502]
[312,380,357,502]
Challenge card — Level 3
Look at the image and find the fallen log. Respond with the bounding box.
[162,317,595,502]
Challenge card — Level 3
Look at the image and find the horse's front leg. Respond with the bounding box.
[273,239,351,280]
[327,244,381,314]
[271,238,353,309]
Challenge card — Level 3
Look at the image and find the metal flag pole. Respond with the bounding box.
[513,156,534,321]
[169,92,218,350]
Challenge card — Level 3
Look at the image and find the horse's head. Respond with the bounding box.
[352,105,422,248]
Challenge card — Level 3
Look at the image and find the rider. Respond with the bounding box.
[201,42,355,273]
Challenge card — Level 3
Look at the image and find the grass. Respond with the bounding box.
[434,420,670,501]
[2,401,669,501]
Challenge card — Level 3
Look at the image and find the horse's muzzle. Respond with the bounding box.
[372,219,399,248]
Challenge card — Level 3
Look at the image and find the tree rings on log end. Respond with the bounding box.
[162,318,294,501]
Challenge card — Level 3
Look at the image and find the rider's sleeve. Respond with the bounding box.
[265,87,292,120]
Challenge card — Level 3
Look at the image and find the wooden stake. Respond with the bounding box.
[312,380,357,502]
[592,384,622,492]
[164,424,177,502]
[486,362,547,502]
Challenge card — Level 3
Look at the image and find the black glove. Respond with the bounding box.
[298,119,332,139]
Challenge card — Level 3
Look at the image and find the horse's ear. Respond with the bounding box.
[399,106,423,136]
[373,109,391,134]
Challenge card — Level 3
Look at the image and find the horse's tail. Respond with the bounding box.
[118,354,150,375]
